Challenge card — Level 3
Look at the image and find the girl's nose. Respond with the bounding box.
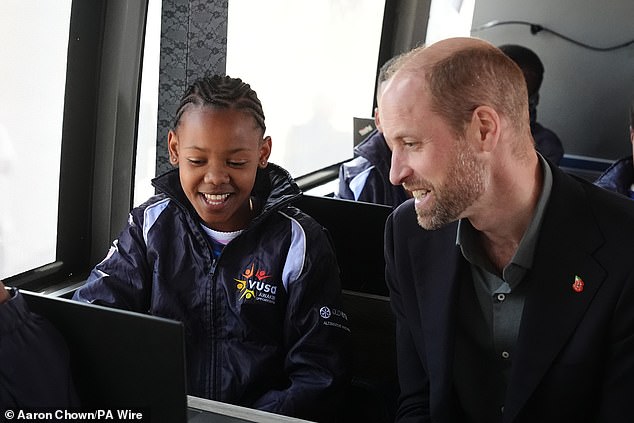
[203,166,230,185]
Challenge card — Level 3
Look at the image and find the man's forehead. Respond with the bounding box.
[380,71,426,112]
[378,73,430,141]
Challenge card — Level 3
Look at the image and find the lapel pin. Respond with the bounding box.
[572,275,584,293]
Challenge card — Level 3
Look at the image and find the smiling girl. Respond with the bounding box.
[74,75,349,421]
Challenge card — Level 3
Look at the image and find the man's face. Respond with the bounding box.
[380,74,486,230]
[168,107,270,232]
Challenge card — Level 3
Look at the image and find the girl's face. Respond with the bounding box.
[168,106,271,232]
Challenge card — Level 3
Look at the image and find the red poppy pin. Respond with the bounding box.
[572,275,584,293]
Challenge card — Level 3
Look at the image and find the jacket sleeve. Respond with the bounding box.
[72,210,151,312]
[252,215,350,422]
[385,212,431,422]
[0,290,79,408]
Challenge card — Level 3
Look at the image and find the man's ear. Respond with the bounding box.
[374,107,382,132]
[470,106,500,153]
[167,130,179,166]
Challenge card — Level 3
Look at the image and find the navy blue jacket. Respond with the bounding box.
[73,164,349,421]
[337,129,410,208]
[0,289,78,409]
[594,156,634,198]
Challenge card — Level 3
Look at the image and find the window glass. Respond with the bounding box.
[226,0,386,177]
[134,0,162,207]
[0,0,72,278]
[426,0,475,44]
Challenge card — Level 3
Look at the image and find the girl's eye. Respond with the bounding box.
[228,161,247,167]
[187,159,205,166]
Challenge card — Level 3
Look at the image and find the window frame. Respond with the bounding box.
[5,0,148,294]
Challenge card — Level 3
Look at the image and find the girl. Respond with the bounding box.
[74,75,349,421]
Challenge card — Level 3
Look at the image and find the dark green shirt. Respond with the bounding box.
[453,155,553,421]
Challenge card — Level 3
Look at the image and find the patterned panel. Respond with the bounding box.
[155,0,228,176]
[188,0,228,81]
[156,0,189,175]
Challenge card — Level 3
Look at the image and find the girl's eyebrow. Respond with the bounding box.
[182,146,252,154]
[225,147,251,154]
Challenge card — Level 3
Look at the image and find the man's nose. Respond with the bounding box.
[389,149,411,186]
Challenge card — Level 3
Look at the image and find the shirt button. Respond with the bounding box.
[497,293,506,302]
[501,351,510,359]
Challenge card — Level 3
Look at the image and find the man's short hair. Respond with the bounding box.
[423,45,529,138]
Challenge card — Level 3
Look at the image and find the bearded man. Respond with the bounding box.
[381,37,634,423]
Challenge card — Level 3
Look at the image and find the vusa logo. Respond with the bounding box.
[234,262,277,304]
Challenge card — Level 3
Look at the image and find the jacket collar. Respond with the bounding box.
[354,129,392,170]
[151,163,302,228]
[502,164,606,422]
[407,219,464,421]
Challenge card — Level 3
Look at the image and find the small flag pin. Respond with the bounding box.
[572,275,584,293]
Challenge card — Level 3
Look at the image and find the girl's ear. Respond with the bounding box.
[167,130,179,166]
[259,136,272,168]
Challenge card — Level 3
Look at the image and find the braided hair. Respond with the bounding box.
[173,75,266,133]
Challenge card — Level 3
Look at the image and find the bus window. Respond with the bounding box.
[226,0,386,177]
[134,0,162,207]
[0,0,72,279]
[425,0,475,44]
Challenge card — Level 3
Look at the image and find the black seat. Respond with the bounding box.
[294,195,392,296]
[338,290,398,423]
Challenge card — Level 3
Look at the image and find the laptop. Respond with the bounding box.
[294,195,392,296]
[21,290,188,423]
[353,117,376,147]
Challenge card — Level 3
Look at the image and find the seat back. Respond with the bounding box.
[338,290,398,423]
[294,195,391,296]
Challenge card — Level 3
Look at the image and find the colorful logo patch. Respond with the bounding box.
[234,262,277,304]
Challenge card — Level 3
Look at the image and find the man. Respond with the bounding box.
[337,55,410,207]
[499,44,564,165]
[381,37,634,422]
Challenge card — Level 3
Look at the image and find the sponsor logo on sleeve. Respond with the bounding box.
[319,306,350,332]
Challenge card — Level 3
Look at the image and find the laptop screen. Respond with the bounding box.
[294,195,392,296]
[21,290,187,423]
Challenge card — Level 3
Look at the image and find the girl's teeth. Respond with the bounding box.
[203,193,229,203]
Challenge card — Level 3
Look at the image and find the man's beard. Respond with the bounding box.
[414,140,486,230]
